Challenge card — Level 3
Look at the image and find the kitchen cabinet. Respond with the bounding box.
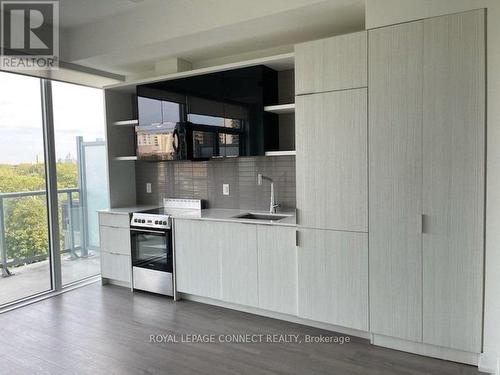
[101,252,131,283]
[422,10,485,353]
[219,222,258,306]
[99,212,132,284]
[174,220,221,299]
[257,226,297,315]
[175,220,258,306]
[369,10,485,353]
[297,228,368,331]
[174,219,298,313]
[295,31,367,95]
[368,20,424,342]
[100,226,131,256]
[296,89,367,232]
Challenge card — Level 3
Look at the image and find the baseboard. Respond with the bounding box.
[103,278,131,289]
[180,293,371,340]
[479,352,500,374]
[372,333,479,366]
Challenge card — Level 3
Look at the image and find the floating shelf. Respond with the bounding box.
[263,103,295,114]
[112,119,138,126]
[115,156,138,161]
[264,150,296,156]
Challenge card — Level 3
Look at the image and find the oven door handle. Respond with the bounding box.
[130,228,167,235]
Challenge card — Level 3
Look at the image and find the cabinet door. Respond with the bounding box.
[98,212,130,228]
[174,220,221,299]
[100,226,131,255]
[219,222,258,307]
[101,252,131,283]
[368,21,424,341]
[296,89,367,231]
[257,226,297,315]
[295,31,367,94]
[297,229,368,331]
[422,10,485,353]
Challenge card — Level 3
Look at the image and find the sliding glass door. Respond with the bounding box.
[52,81,108,286]
[0,72,107,306]
[0,72,52,305]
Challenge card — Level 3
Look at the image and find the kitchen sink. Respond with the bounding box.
[233,213,290,221]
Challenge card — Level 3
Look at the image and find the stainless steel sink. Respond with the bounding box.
[233,213,290,221]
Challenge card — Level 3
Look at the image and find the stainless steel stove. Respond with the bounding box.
[129,199,202,298]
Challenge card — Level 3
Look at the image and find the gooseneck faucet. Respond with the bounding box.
[257,173,280,214]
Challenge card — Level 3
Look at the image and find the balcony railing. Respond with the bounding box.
[0,187,80,277]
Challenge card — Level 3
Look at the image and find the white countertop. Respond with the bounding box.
[172,208,296,227]
[99,206,296,226]
[97,205,158,215]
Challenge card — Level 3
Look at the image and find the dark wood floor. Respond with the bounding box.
[0,283,481,375]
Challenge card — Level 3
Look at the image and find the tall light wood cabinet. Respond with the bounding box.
[422,10,485,352]
[296,89,367,232]
[369,9,485,353]
[294,29,369,331]
[368,20,424,342]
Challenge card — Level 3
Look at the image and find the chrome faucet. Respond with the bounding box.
[257,173,280,214]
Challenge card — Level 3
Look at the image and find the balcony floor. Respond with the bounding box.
[0,254,100,306]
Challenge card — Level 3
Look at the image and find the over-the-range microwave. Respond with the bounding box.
[136,122,190,161]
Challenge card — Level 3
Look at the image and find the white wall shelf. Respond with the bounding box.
[264,150,296,156]
[112,119,138,126]
[264,103,295,114]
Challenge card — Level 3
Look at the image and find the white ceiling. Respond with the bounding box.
[59,0,162,29]
[58,0,365,79]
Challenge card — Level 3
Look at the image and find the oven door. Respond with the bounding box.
[130,228,172,273]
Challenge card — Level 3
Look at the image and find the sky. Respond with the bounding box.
[0,71,105,164]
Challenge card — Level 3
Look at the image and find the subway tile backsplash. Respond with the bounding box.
[135,156,296,210]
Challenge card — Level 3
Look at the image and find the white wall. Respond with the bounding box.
[366,1,500,373]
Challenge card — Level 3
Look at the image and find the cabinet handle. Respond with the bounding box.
[296,230,300,247]
[421,214,428,234]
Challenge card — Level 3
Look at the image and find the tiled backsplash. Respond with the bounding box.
[135,156,296,210]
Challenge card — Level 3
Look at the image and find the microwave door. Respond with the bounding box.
[136,123,180,160]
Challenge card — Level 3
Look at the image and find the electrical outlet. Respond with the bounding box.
[222,184,230,196]
[146,183,152,194]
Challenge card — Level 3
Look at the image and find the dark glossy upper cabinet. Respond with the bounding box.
[136,65,278,159]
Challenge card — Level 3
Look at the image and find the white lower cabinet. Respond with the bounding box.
[257,226,297,315]
[100,226,131,255]
[175,220,368,331]
[174,220,221,299]
[101,252,131,283]
[175,219,297,311]
[175,220,259,305]
[99,212,132,284]
[297,228,368,331]
[219,223,258,306]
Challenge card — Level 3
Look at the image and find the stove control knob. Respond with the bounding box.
[163,221,167,225]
